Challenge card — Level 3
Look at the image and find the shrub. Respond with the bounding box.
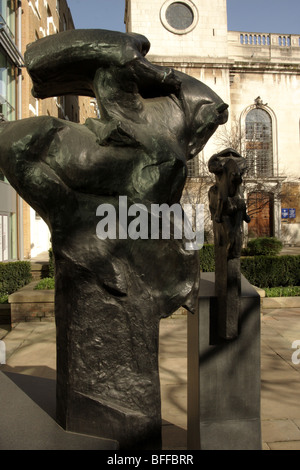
[48,247,55,278]
[199,244,215,272]
[0,293,8,304]
[34,277,55,290]
[198,245,300,288]
[264,286,300,297]
[246,237,283,256]
[0,261,32,297]
[241,255,300,288]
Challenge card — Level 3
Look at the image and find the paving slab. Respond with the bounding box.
[1,310,300,450]
[268,441,300,450]
[262,419,300,442]
[0,370,118,450]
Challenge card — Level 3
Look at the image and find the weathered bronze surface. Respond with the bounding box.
[0,29,228,448]
[208,148,250,339]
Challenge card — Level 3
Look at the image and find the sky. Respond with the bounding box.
[67,0,300,35]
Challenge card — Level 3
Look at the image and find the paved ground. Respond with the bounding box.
[280,246,300,256]
[1,306,300,450]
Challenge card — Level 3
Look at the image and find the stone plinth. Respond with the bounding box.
[187,272,261,450]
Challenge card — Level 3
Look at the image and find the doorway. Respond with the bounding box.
[247,191,274,238]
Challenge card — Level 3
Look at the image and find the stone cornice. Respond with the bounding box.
[230,61,300,74]
[147,55,232,68]
[147,55,300,74]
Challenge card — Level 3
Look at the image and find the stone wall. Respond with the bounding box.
[8,282,54,326]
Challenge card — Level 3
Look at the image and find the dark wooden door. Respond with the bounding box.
[247,192,274,237]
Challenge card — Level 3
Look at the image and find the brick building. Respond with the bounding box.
[0,0,23,262]
[0,0,97,261]
[125,0,300,245]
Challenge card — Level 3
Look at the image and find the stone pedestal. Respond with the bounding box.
[187,272,261,450]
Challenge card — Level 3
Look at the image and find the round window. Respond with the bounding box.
[160,0,198,35]
[166,2,194,30]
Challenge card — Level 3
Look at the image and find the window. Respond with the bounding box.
[0,213,17,261]
[0,0,15,39]
[0,52,16,121]
[245,108,273,177]
[0,51,15,181]
[63,14,67,31]
[35,0,41,18]
[47,4,56,35]
[10,212,17,259]
[166,2,194,30]
[187,156,199,177]
[160,0,198,35]
[0,214,8,261]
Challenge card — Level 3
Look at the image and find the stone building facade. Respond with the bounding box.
[125,0,300,245]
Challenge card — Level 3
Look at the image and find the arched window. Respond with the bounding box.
[245,108,273,177]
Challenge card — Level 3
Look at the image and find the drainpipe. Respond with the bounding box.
[17,0,24,259]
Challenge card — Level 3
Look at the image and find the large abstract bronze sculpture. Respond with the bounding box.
[0,30,228,449]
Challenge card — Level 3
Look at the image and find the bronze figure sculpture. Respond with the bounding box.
[208,148,250,339]
[0,29,228,448]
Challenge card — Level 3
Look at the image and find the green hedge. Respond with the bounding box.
[199,244,300,288]
[199,244,215,272]
[244,237,283,256]
[34,277,55,290]
[0,261,32,297]
[241,255,300,288]
[48,247,55,278]
[264,286,300,297]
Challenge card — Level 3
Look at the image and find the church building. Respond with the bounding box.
[125,0,300,245]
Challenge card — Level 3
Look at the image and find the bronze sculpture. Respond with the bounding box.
[208,148,250,339]
[0,29,228,448]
